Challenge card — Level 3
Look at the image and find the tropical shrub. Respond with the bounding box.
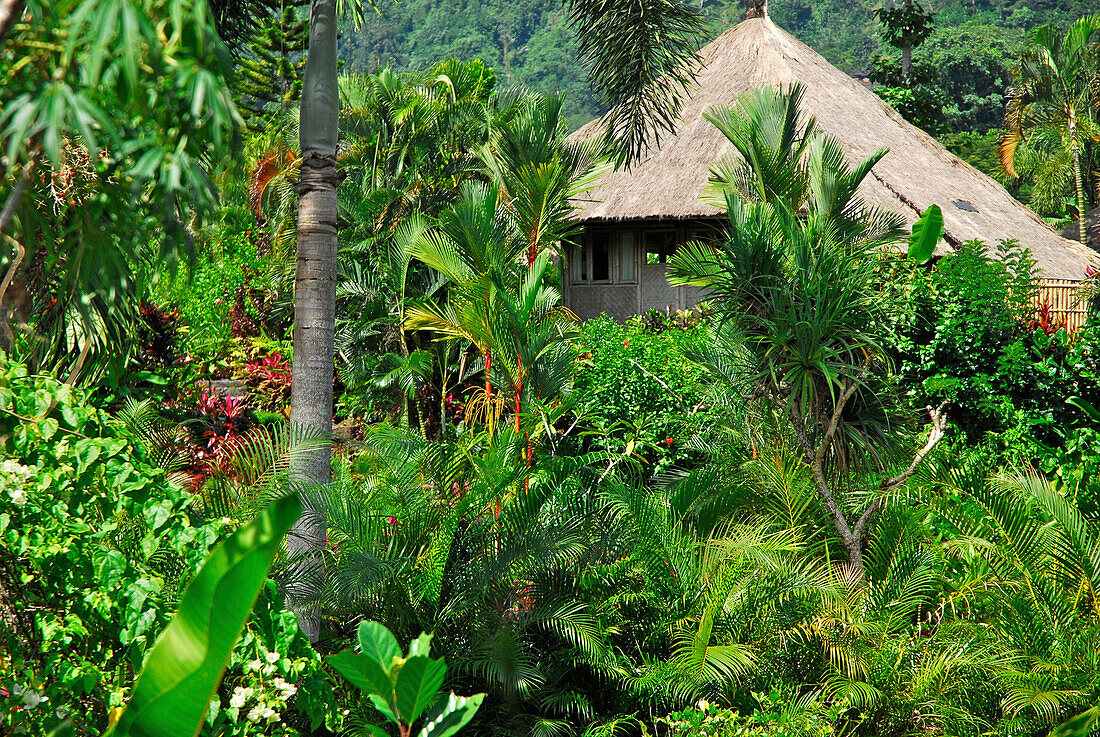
[572,315,718,474]
[0,358,326,736]
[296,426,617,734]
[658,692,854,737]
[156,210,278,367]
[893,242,1100,509]
[328,620,484,737]
[236,347,294,414]
[893,239,1037,437]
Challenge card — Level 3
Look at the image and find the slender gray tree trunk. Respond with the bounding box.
[287,0,339,643]
[1073,147,1088,246]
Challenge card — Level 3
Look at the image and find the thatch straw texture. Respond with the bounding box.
[569,16,1099,279]
[1061,207,1100,251]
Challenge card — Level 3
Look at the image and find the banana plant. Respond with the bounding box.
[328,621,484,737]
[106,494,302,737]
[908,204,944,263]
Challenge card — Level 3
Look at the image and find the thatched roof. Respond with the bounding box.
[1061,207,1100,252]
[569,15,1099,279]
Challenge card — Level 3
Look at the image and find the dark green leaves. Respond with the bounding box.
[107,494,302,737]
[908,204,944,263]
[569,0,706,164]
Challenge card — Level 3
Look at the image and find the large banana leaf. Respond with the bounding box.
[907,204,943,263]
[107,493,302,737]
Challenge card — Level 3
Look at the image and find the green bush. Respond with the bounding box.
[155,208,275,367]
[657,691,853,737]
[893,239,1036,438]
[571,314,719,473]
[0,358,328,736]
[892,241,1100,509]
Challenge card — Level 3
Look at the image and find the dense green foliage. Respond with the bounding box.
[572,314,718,473]
[0,361,327,736]
[337,0,1094,129]
[5,2,1100,736]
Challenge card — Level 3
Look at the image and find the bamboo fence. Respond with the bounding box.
[1033,278,1092,333]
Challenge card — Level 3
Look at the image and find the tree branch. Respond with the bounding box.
[628,358,692,414]
[1,160,33,347]
[789,400,856,544]
[813,365,869,469]
[879,403,947,493]
[0,157,33,235]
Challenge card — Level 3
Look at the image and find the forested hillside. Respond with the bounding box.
[338,0,1096,129]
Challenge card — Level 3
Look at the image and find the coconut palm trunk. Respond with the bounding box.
[281,0,707,640]
[287,0,339,642]
[1073,145,1088,246]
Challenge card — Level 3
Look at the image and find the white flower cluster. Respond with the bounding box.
[246,704,279,723]
[271,677,297,699]
[229,686,255,709]
[223,649,304,730]
[11,683,49,709]
[1,459,35,505]
[244,649,287,677]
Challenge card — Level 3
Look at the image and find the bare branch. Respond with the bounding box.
[0,157,33,235]
[852,497,884,541]
[813,367,868,468]
[790,400,857,544]
[628,357,693,414]
[880,403,948,493]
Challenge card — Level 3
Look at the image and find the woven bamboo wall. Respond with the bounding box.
[1033,278,1091,333]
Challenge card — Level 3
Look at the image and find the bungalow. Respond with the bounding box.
[563,4,1099,321]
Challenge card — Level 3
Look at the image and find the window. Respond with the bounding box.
[568,230,637,284]
[619,232,635,282]
[591,231,611,282]
[571,242,587,282]
[645,230,676,264]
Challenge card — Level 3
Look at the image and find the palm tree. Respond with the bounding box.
[477,93,610,267]
[930,466,1100,734]
[286,1,708,629]
[1001,14,1100,244]
[295,426,618,735]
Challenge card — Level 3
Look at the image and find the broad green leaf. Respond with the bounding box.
[358,620,403,673]
[328,651,396,702]
[362,725,391,737]
[408,632,433,658]
[47,720,74,737]
[394,655,447,724]
[1051,707,1100,737]
[416,692,485,737]
[1068,396,1100,423]
[106,494,302,737]
[907,204,943,263]
[368,692,401,724]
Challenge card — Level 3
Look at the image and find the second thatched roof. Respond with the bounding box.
[569,15,1098,279]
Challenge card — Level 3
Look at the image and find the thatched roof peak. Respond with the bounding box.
[569,16,1099,279]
